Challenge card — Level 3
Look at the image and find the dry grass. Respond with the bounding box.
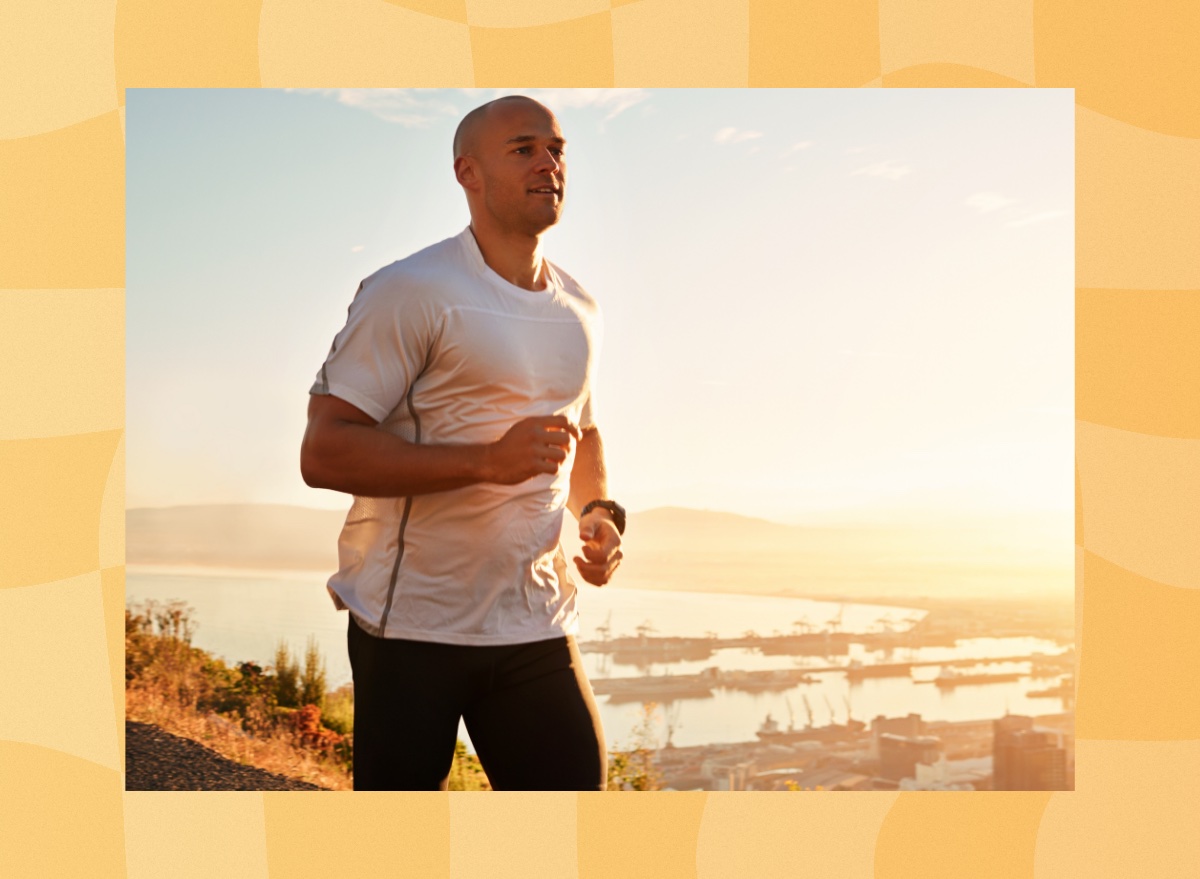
[126,685,352,790]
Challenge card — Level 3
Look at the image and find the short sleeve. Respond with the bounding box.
[579,392,596,430]
[310,270,440,423]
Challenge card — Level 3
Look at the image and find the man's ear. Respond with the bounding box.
[454,156,479,190]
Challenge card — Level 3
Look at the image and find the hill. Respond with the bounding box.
[126,503,1073,601]
[127,504,345,571]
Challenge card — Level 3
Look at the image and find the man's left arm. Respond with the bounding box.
[567,427,623,586]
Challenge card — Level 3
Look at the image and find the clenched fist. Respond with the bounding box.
[482,415,580,485]
[574,510,622,586]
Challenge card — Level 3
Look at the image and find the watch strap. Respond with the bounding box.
[581,499,626,535]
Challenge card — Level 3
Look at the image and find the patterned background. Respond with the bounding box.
[1,0,1198,876]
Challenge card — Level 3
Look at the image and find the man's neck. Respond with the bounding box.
[469,222,548,291]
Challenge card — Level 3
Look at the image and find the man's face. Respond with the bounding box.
[473,101,567,236]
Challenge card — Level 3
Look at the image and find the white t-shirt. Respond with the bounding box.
[310,226,602,645]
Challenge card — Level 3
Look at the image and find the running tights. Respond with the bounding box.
[347,614,607,791]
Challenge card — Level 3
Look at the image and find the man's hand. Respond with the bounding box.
[574,509,622,586]
[483,415,580,485]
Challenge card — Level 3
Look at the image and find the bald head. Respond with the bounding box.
[453,95,553,159]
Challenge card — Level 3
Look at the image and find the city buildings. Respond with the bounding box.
[993,714,1070,790]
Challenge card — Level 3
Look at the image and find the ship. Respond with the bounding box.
[590,667,718,703]
[578,617,718,664]
[755,695,866,744]
[844,659,914,680]
[713,668,819,692]
[931,667,1023,688]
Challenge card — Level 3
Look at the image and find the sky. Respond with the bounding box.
[126,88,1074,525]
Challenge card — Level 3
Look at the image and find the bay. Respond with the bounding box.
[126,568,1070,752]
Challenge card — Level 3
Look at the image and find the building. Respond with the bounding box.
[878,733,942,781]
[899,755,992,791]
[701,756,756,791]
[993,715,1068,790]
[784,766,874,791]
[869,713,925,759]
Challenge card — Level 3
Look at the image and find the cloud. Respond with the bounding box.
[714,127,764,144]
[965,191,1019,213]
[288,87,652,127]
[1005,209,1069,228]
[780,140,813,157]
[850,159,912,180]
[350,245,365,253]
[286,89,461,127]
[464,87,651,122]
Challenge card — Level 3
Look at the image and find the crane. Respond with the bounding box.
[595,611,613,642]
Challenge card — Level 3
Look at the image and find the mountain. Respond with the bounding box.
[126,503,1073,601]
[126,504,346,572]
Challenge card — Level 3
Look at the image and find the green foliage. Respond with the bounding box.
[447,740,491,791]
[322,683,355,736]
[125,600,217,707]
[127,600,350,769]
[300,635,327,710]
[607,701,664,791]
[273,640,300,708]
[198,661,279,736]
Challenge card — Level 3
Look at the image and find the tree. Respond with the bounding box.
[273,640,300,708]
[300,635,327,709]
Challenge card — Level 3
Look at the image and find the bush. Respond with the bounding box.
[300,635,327,710]
[273,640,301,708]
[126,600,354,784]
[448,741,491,791]
[125,600,217,708]
[607,702,664,791]
[322,683,354,736]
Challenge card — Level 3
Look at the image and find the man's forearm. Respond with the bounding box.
[302,420,489,498]
[568,427,608,518]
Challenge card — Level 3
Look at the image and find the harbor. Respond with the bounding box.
[124,572,1076,755]
[590,652,1066,701]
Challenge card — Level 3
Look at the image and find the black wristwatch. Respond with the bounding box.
[580,499,626,535]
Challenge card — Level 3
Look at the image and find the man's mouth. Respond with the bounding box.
[528,186,560,198]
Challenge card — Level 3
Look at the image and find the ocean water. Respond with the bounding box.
[126,569,1070,751]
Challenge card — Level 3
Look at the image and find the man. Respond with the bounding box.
[300,95,623,791]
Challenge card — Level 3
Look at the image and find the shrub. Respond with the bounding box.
[300,635,327,710]
[448,741,491,791]
[322,683,354,736]
[273,640,300,708]
[606,701,664,791]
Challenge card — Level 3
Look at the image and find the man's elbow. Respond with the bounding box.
[299,452,323,490]
[299,434,334,490]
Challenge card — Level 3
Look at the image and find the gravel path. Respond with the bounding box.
[125,721,328,791]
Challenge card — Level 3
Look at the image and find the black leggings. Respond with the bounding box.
[347,614,607,791]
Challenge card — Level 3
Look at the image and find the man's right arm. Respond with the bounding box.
[300,393,579,498]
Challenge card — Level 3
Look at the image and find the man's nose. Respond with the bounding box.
[533,148,561,173]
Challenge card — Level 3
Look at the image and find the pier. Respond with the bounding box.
[591,654,1056,701]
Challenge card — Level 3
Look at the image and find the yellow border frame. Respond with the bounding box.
[2,1,1198,876]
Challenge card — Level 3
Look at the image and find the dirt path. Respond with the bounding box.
[125,721,328,791]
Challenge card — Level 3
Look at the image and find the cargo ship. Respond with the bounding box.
[755,696,866,744]
[931,667,1023,688]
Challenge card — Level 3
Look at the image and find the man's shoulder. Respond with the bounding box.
[362,233,472,299]
[548,260,600,313]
